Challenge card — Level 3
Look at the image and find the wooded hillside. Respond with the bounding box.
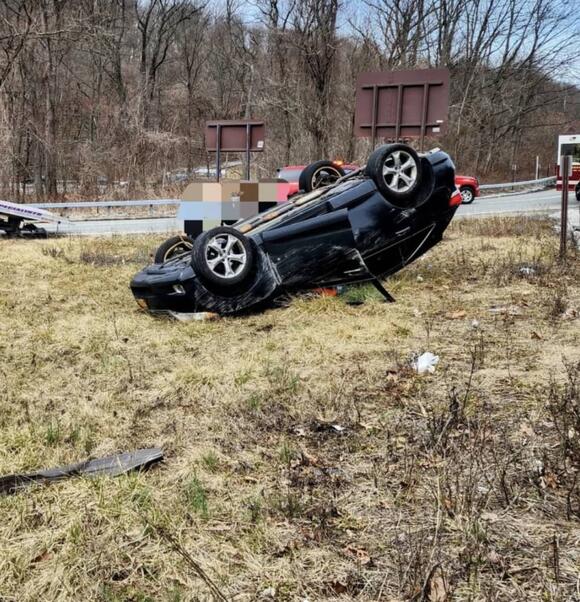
[0,0,578,200]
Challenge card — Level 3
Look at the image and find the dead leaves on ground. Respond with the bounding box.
[343,543,372,566]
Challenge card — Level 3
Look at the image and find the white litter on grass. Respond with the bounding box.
[519,266,536,276]
[168,311,221,322]
[488,305,522,316]
[412,352,439,374]
[260,587,276,598]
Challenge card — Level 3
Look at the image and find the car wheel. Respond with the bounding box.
[299,160,345,192]
[365,144,422,205]
[460,186,475,204]
[575,182,580,202]
[154,235,195,263]
[192,226,254,287]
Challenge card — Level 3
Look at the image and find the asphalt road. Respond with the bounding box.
[43,188,573,236]
[457,189,565,217]
[46,215,181,236]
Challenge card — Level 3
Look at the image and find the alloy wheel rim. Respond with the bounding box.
[382,151,418,193]
[205,234,247,279]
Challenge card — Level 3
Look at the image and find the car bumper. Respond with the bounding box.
[130,261,197,313]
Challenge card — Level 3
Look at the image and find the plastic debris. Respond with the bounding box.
[0,448,163,496]
[412,352,440,374]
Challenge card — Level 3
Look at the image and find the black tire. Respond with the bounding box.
[299,160,345,193]
[154,235,195,263]
[575,182,580,202]
[460,186,475,204]
[192,226,254,288]
[365,143,422,205]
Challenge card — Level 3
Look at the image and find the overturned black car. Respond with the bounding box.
[131,144,461,315]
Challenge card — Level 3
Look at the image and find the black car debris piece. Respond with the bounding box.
[131,144,461,316]
[0,448,164,496]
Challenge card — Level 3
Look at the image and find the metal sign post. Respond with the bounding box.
[560,154,571,260]
[216,124,222,183]
[245,123,251,180]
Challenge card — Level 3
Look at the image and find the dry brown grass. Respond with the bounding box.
[0,216,579,601]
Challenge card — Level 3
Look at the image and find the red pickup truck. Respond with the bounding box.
[277,162,480,204]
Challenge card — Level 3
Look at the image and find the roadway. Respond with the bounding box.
[43,189,573,236]
[46,215,180,236]
[457,189,565,217]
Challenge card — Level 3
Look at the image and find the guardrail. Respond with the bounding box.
[479,176,556,190]
[34,199,180,209]
[17,176,557,212]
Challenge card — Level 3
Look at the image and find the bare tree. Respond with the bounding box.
[135,0,202,128]
[0,0,578,199]
[256,0,298,164]
[362,0,435,68]
[175,8,209,171]
[293,0,340,158]
[0,0,34,89]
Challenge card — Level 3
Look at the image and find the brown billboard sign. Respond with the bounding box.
[205,120,266,181]
[205,120,266,152]
[354,68,449,148]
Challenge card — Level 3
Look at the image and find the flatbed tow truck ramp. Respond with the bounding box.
[0,199,65,237]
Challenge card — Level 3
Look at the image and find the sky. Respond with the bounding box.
[220,0,580,85]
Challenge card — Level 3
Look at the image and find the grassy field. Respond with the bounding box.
[0,217,579,601]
